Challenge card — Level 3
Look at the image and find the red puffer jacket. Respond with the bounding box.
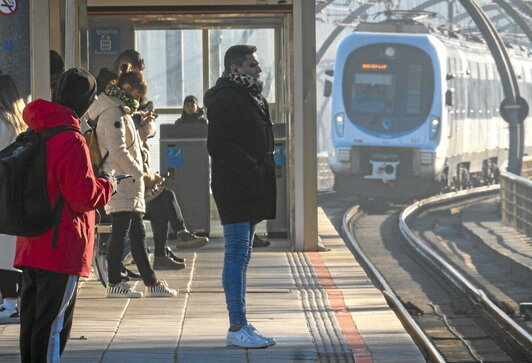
[14,100,113,277]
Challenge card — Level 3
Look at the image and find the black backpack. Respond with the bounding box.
[0,125,78,247]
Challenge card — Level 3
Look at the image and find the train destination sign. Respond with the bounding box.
[361,63,388,70]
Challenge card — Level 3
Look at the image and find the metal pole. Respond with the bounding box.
[65,0,79,69]
[79,0,88,70]
[458,0,528,175]
[30,0,51,100]
[293,0,318,251]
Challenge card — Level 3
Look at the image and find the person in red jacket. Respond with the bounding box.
[14,68,115,363]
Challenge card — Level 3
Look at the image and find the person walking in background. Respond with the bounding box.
[204,45,277,348]
[0,74,27,325]
[88,67,177,298]
[14,68,115,362]
[175,95,207,124]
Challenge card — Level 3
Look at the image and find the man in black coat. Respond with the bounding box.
[204,45,276,349]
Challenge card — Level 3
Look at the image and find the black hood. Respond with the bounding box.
[53,68,97,117]
[204,77,244,108]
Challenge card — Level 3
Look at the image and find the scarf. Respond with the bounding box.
[106,85,139,113]
[223,72,266,110]
[223,72,264,96]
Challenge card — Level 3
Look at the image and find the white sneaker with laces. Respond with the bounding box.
[106,282,143,298]
[226,326,269,348]
[146,280,177,297]
[0,304,20,324]
[246,324,276,346]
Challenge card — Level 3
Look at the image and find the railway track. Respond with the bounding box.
[339,186,532,362]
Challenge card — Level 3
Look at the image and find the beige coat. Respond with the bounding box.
[87,94,145,214]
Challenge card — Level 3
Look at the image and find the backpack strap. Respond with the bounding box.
[41,125,81,249]
[96,151,110,175]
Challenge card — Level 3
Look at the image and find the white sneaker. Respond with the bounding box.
[0,304,20,324]
[226,326,269,348]
[146,280,177,297]
[246,324,276,346]
[106,282,143,298]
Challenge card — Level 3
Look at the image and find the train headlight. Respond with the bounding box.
[384,47,396,58]
[429,118,440,140]
[334,112,345,137]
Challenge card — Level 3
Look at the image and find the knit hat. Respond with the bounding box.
[52,68,97,117]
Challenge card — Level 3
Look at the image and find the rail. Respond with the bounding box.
[399,186,532,354]
[500,156,532,238]
[342,207,445,363]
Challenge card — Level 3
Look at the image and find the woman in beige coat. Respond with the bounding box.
[88,68,176,298]
[0,74,26,323]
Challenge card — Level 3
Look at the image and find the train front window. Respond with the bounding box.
[406,65,422,114]
[343,44,434,135]
[350,73,394,114]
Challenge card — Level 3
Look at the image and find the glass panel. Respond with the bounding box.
[208,28,276,102]
[350,73,394,114]
[343,43,434,134]
[406,65,421,114]
[136,29,203,108]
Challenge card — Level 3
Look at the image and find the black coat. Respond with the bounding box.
[204,77,276,225]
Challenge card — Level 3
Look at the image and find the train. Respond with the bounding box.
[326,20,532,201]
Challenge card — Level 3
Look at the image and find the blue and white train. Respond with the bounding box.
[327,21,532,201]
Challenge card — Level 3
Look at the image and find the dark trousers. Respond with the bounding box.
[145,188,186,256]
[0,269,21,298]
[20,267,78,363]
[108,211,157,286]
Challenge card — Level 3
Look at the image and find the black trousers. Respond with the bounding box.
[20,267,78,363]
[145,188,186,256]
[0,269,21,298]
[108,211,157,285]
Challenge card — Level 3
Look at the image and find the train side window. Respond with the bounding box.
[467,61,475,117]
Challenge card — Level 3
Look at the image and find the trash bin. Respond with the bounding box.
[159,123,210,236]
[267,123,288,238]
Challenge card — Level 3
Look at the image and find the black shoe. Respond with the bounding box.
[165,246,185,263]
[176,230,209,249]
[253,235,270,248]
[124,268,142,280]
[153,255,186,270]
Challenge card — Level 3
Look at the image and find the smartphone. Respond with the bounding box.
[115,174,133,181]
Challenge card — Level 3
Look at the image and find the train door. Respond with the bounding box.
[86,5,291,237]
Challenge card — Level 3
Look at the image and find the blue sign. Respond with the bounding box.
[274,146,285,166]
[91,28,120,56]
[3,40,14,51]
[166,147,184,166]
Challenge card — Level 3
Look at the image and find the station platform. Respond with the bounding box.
[0,209,424,362]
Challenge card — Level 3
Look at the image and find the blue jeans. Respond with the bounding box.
[222,222,257,327]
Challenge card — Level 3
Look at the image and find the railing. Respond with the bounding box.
[500,156,532,238]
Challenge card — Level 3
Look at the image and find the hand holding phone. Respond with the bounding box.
[115,174,133,181]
